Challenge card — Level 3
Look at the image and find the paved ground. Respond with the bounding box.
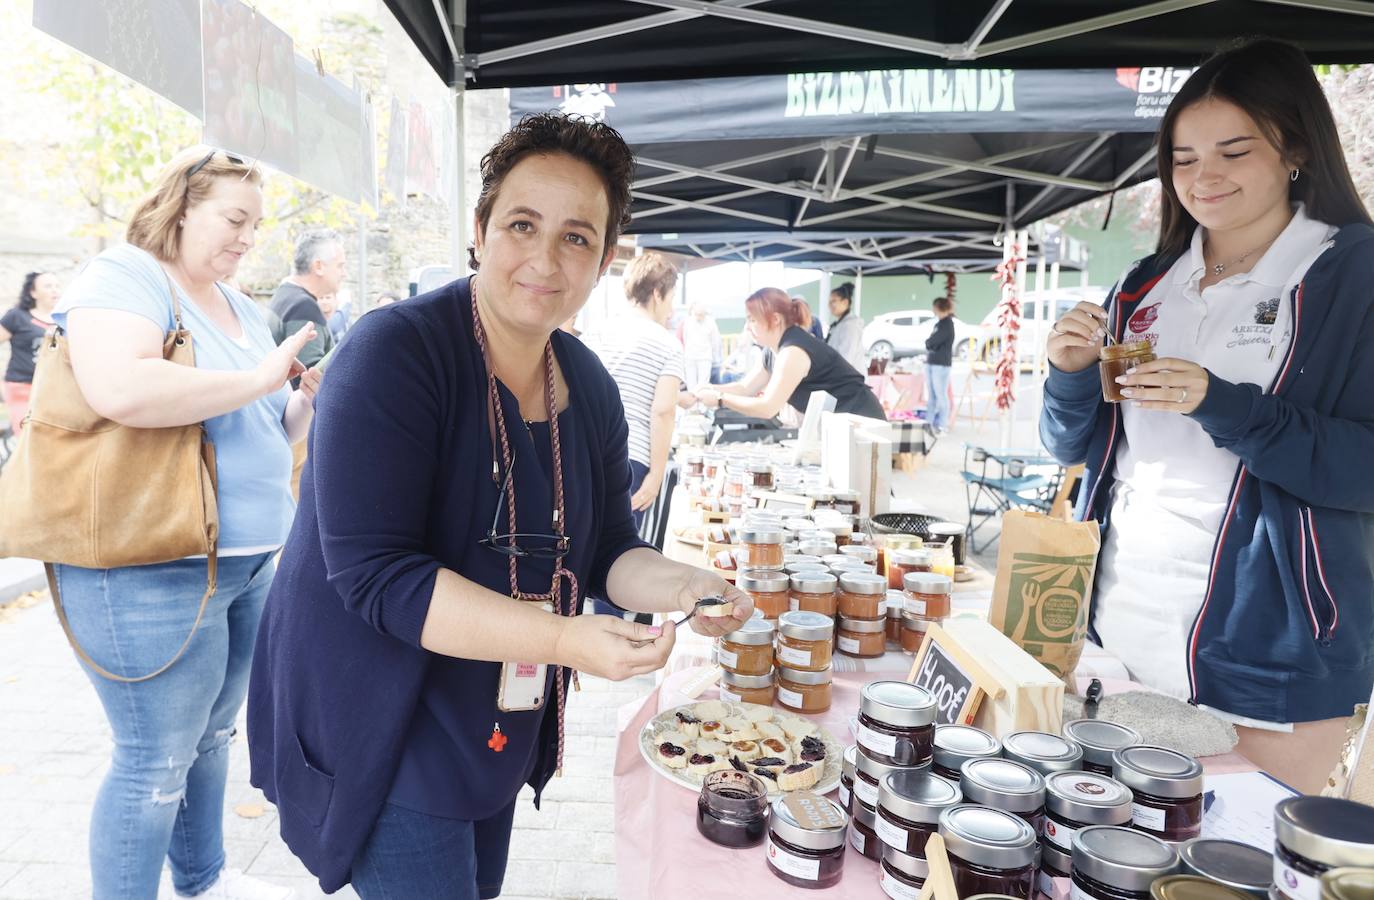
[0,370,1044,898]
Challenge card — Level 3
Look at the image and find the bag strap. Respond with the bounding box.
[45,551,218,683]
[160,266,187,334]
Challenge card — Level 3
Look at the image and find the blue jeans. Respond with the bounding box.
[926,363,952,430]
[53,552,276,900]
[351,801,517,900]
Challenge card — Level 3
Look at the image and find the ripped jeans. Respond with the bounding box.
[54,553,276,900]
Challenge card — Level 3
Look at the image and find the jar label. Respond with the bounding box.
[858,722,899,757]
[854,777,879,807]
[1072,880,1110,900]
[905,597,928,616]
[837,635,861,654]
[1042,816,1077,851]
[850,828,866,854]
[718,687,740,704]
[777,686,805,710]
[881,865,922,900]
[717,647,739,670]
[838,783,851,809]
[1274,856,1322,900]
[1130,802,1167,833]
[766,836,820,881]
[777,645,812,667]
[789,597,800,612]
[1038,868,1059,900]
[874,811,910,849]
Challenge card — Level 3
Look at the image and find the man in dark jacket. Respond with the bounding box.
[924,296,955,434]
[270,229,345,372]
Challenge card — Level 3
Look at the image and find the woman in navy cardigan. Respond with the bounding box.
[247,114,753,899]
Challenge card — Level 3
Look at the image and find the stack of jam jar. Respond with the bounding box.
[775,610,834,714]
[716,617,776,706]
[899,571,952,653]
[837,571,888,660]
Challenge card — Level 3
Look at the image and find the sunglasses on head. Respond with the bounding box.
[186,150,251,182]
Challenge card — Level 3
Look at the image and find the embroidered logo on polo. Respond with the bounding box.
[1127,303,1159,334]
[1254,298,1279,325]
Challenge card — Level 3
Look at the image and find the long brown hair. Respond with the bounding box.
[746,287,811,330]
[1155,39,1371,256]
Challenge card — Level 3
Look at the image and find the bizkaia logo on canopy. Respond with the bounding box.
[1115,67,1198,119]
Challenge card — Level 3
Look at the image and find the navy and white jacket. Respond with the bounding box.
[1040,223,1374,724]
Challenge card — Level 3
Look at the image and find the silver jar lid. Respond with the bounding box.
[1111,745,1204,799]
[740,527,785,544]
[783,518,815,534]
[1044,771,1134,824]
[748,460,773,474]
[959,758,1046,813]
[883,843,931,881]
[928,521,964,538]
[777,664,832,686]
[797,540,836,556]
[840,545,877,562]
[855,744,920,783]
[831,562,876,575]
[1179,839,1274,894]
[840,572,888,595]
[785,563,831,576]
[839,615,886,633]
[821,523,852,538]
[720,616,775,646]
[789,572,838,595]
[1273,796,1374,869]
[1003,731,1085,775]
[842,744,858,781]
[821,554,850,566]
[769,794,848,851]
[939,804,1039,870]
[892,548,933,566]
[934,725,1002,772]
[852,795,878,830]
[777,609,834,641]
[721,668,775,690]
[737,570,790,593]
[903,572,954,595]
[861,681,938,729]
[1063,719,1141,769]
[833,489,861,503]
[1041,838,1073,875]
[1072,825,1179,893]
[806,488,834,502]
[880,770,962,825]
[783,553,822,566]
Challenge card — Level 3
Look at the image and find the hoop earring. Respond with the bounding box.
[1290,168,1300,182]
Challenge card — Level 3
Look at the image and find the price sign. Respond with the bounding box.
[908,622,992,726]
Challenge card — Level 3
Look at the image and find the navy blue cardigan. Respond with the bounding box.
[246,277,648,892]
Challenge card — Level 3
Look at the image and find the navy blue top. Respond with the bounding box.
[247,277,650,892]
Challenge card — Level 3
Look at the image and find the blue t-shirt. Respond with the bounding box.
[53,244,294,552]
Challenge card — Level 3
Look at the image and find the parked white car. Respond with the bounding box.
[862,310,981,362]
[976,286,1109,361]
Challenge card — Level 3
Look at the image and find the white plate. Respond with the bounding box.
[637,700,843,797]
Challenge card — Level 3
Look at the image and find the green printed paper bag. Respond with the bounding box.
[989,510,1101,678]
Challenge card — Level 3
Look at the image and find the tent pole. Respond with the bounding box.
[449,0,468,271]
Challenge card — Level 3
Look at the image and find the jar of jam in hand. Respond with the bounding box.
[1099,340,1156,403]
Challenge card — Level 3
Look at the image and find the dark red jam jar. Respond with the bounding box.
[1003,731,1085,777]
[1062,719,1141,777]
[1071,824,1179,900]
[881,843,931,899]
[858,680,937,767]
[1042,770,1134,855]
[839,745,857,813]
[876,769,962,858]
[1111,746,1204,843]
[1039,839,1073,900]
[854,741,918,812]
[765,794,848,890]
[939,803,1039,900]
[1177,838,1274,897]
[934,724,1002,781]
[850,797,883,861]
[696,770,770,848]
[1273,796,1374,900]
[960,757,1047,835]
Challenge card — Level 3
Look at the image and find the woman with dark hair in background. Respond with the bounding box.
[825,281,865,370]
[696,286,885,421]
[1,271,60,433]
[1041,39,1374,792]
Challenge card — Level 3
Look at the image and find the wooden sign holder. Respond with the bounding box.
[917,833,960,900]
[906,621,1003,727]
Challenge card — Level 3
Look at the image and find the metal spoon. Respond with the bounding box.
[629,596,729,647]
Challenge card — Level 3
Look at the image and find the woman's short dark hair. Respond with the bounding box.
[18,272,42,311]
[1155,38,1372,256]
[469,113,635,271]
[830,282,854,303]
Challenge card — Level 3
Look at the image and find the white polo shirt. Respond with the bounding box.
[1092,205,1335,720]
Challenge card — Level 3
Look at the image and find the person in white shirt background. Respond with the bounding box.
[680,301,719,390]
[824,281,865,371]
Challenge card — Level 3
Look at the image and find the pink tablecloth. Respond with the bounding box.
[613,668,1258,900]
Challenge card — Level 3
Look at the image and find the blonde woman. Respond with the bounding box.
[51,147,318,900]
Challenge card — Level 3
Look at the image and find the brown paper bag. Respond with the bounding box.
[988,510,1101,678]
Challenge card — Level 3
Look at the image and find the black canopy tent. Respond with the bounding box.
[386,0,1374,88]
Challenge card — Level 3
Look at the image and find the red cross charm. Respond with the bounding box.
[487,722,508,753]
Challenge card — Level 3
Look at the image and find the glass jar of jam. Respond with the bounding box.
[882,844,932,899]
[903,572,953,619]
[1111,746,1204,842]
[1003,731,1085,777]
[717,616,774,675]
[806,488,834,510]
[933,725,1002,782]
[797,539,838,560]
[940,804,1040,900]
[839,571,888,619]
[821,522,852,547]
[776,663,832,713]
[859,680,938,766]
[736,569,791,620]
[1100,340,1156,403]
[851,796,883,861]
[1040,839,1073,900]
[1273,797,1374,900]
[697,769,770,848]
[837,616,887,659]
[784,553,823,568]
[840,745,857,813]
[1042,770,1133,854]
[1151,876,1255,900]
[960,758,1047,834]
[853,743,912,811]
[738,525,784,569]
[877,769,962,857]
[1063,719,1141,777]
[726,470,749,499]
[719,669,776,706]
[1071,825,1180,900]
[789,572,838,616]
[683,449,705,480]
[776,610,834,670]
[703,453,723,481]
[889,548,934,590]
[1177,838,1274,896]
[840,544,877,564]
[749,461,775,490]
[765,794,848,890]
[900,611,932,652]
[832,490,861,516]
[887,593,906,644]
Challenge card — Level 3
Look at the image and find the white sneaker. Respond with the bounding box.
[176,868,296,900]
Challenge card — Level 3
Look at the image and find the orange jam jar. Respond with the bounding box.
[903,572,953,620]
[821,523,853,548]
[832,490,861,516]
[718,617,775,676]
[837,616,887,659]
[737,569,791,620]
[900,611,932,653]
[719,669,776,706]
[1100,340,1156,403]
[789,571,838,616]
[888,548,933,590]
[775,610,834,671]
[749,461,775,490]
[840,545,877,565]
[838,572,888,620]
[739,526,785,569]
[776,663,833,713]
[886,592,906,644]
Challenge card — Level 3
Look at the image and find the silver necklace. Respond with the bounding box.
[1209,237,1276,276]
